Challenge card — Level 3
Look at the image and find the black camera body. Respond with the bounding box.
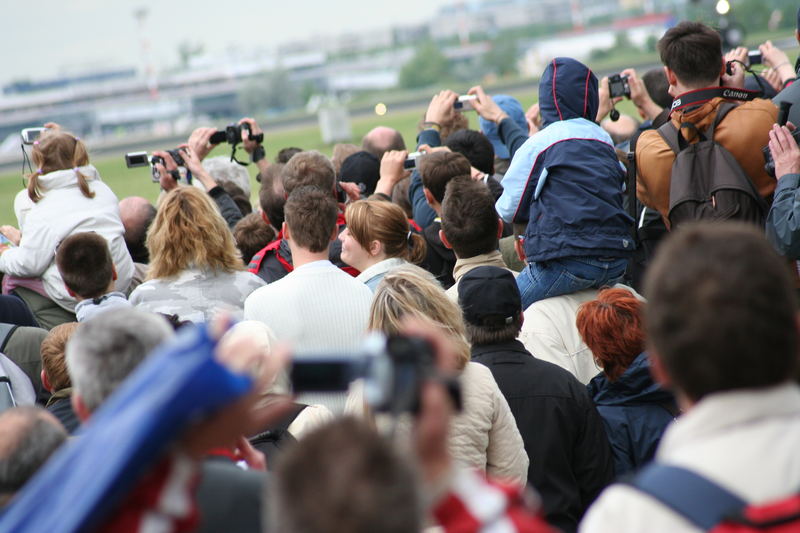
[763,101,795,178]
[224,123,264,145]
[291,333,460,415]
[150,148,186,168]
[608,74,631,99]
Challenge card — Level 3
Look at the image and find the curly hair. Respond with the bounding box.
[146,187,243,279]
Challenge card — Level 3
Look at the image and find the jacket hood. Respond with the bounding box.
[588,352,675,406]
[37,164,100,193]
[538,57,598,128]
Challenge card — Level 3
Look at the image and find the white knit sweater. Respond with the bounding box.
[244,260,373,411]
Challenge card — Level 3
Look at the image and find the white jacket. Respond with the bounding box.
[580,383,800,533]
[0,166,133,312]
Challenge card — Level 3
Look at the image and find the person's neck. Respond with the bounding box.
[291,247,329,269]
[354,253,389,273]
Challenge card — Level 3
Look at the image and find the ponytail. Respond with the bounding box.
[73,141,94,200]
[407,232,427,265]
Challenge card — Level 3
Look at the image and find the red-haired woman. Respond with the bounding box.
[577,288,677,476]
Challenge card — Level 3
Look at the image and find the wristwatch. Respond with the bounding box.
[251,145,266,164]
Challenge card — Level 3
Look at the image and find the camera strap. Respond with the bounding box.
[670,87,760,115]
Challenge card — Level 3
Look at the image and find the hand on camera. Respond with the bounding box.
[467,86,508,124]
[238,117,264,154]
[152,150,180,191]
[596,76,623,122]
[187,127,219,162]
[722,47,748,89]
[425,90,458,126]
[374,150,410,197]
[769,123,800,178]
[620,68,662,121]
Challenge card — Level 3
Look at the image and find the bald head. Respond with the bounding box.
[361,127,406,161]
[118,196,156,263]
[601,115,640,146]
[0,406,66,505]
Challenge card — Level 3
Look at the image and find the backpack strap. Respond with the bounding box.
[705,101,738,139]
[629,463,747,531]
[0,323,19,354]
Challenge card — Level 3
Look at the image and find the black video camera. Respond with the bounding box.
[291,333,461,415]
[220,122,264,146]
[608,74,631,99]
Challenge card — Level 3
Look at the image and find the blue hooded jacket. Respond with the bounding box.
[587,353,677,477]
[496,57,634,262]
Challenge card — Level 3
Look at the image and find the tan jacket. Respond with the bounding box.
[636,96,777,218]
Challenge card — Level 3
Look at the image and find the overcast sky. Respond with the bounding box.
[0,0,453,85]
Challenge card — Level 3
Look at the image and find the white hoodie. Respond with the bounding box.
[0,165,133,312]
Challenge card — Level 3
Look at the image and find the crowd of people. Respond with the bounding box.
[1,16,800,533]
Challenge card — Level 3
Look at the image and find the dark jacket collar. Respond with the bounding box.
[471,339,530,358]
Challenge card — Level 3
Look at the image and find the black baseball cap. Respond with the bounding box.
[340,151,380,196]
[458,266,521,327]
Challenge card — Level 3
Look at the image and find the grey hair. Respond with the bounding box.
[199,155,252,197]
[0,406,66,504]
[65,308,174,412]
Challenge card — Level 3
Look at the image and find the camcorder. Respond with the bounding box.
[763,101,795,178]
[454,94,477,111]
[218,122,264,145]
[404,150,426,170]
[21,127,49,145]
[124,148,186,182]
[608,74,631,99]
[291,333,461,415]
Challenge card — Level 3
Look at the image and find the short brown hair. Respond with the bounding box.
[418,151,471,204]
[55,233,114,299]
[644,223,798,402]
[258,163,285,229]
[284,187,338,253]
[441,179,499,258]
[271,417,420,533]
[233,212,277,264]
[658,21,722,88]
[465,314,522,346]
[282,151,335,197]
[40,322,80,391]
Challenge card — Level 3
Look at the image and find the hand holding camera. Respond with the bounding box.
[722,47,748,90]
[768,123,800,179]
[236,117,264,155]
[467,86,508,125]
[425,90,459,127]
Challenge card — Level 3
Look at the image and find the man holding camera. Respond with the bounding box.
[635,21,777,220]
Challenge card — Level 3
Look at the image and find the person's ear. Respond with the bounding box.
[439,229,452,250]
[369,239,383,257]
[514,237,525,262]
[496,218,504,239]
[111,264,118,282]
[72,393,91,423]
[41,370,52,393]
[664,66,679,97]
[330,225,339,243]
[518,310,525,326]
[423,188,436,207]
[282,222,291,242]
[260,210,271,226]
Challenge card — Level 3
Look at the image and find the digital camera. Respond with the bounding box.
[608,74,631,99]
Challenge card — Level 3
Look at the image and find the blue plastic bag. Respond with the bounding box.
[0,322,253,532]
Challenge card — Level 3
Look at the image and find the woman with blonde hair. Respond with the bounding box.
[340,200,426,291]
[129,186,264,322]
[364,264,528,484]
[0,128,133,328]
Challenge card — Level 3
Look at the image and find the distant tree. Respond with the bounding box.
[399,41,451,89]
[482,36,519,77]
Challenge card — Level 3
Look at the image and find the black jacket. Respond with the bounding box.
[472,340,615,533]
[420,219,456,288]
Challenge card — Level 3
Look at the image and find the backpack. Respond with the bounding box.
[658,102,768,228]
[630,463,800,532]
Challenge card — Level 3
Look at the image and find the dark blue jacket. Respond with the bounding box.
[586,353,677,477]
[496,57,634,262]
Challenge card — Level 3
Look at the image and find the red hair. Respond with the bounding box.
[576,288,645,381]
